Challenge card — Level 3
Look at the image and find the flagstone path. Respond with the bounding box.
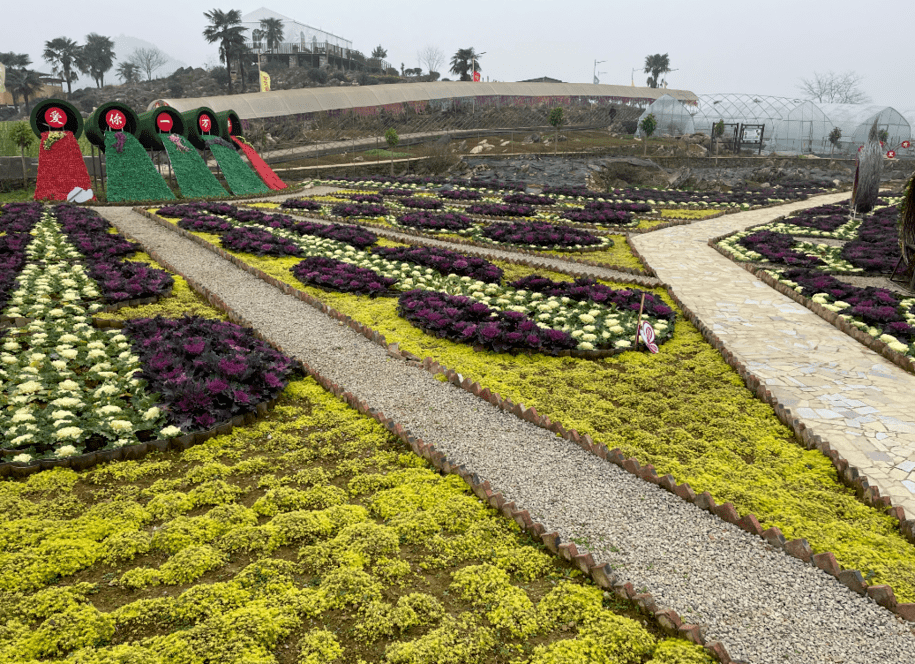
[94,195,915,664]
[629,193,915,520]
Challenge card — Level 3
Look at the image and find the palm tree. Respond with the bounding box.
[450,48,481,81]
[203,8,248,95]
[13,69,45,113]
[259,17,284,52]
[43,37,83,98]
[80,33,115,87]
[116,61,140,84]
[0,52,31,111]
[643,53,670,89]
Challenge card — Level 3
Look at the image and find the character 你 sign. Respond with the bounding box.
[105,109,126,130]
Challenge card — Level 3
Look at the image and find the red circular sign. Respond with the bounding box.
[44,106,67,128]
[887,150,896,159]
[156,113,173,132]
[198,114,212,133]
[903,141,911,149]
[227,117,233,133]
[105,109,126,130]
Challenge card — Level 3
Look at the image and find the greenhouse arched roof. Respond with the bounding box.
[634,94,695,137]
[816,104,910,149]
[148,81,698,120]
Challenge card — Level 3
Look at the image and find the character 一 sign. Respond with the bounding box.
[156,113,173,132]
[106,110,126,130]
[199,115,212,133]
[44,107,66,128]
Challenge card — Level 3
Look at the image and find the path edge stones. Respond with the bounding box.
[117,204,915,627]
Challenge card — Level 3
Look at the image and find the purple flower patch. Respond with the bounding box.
[503,193,555,206]
[0,203,42,312]
[738,230,824,268]
[330,202,388,218]
[370,246,503,283]
[399,197,443,210]
[467,203,536,217]
[220,227,303,257]
[292,256,397,296]
[398,289,577,355]
[279,198,323,211]
[480,221,605,248]
[123,316,296,431]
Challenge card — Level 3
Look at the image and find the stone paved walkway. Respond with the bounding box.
[630,193,915,519]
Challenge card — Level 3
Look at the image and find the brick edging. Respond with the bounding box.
[131,205,915,627]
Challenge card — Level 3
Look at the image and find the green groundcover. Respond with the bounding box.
[204,136,270,196]
[104,131,174,203]
[161,134,227,199]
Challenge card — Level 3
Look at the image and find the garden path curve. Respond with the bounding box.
[94,203,915,664]
[630,193,915,520]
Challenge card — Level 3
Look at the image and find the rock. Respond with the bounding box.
[522,133,541,144]
[687,143,708,157]
[469,145,485,154]
[500,140,510,146]
[457,140,467,151]
[352,156,364,162]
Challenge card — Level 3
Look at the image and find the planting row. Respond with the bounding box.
[0,203,295,463]
[156,202,674,355]
[318,174,838,210]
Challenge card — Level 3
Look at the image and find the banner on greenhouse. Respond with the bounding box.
[0,63,6,94]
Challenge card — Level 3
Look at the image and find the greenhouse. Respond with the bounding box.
[689,93,833,154]
[634,94,696,137]
[816,104,911,154]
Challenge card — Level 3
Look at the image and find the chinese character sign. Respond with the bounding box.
[45,107,67,128]
[199,114,212,133]
[156,113,173,132]
[105,110,126,130]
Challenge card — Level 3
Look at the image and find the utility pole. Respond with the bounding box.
[593,59,605,84]
[471,51,486,81]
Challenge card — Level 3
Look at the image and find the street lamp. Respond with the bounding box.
[471,51,486,81]
[593,59,605,84]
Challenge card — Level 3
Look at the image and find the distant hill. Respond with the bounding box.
[68,34,187,89]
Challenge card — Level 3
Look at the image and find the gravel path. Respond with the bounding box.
[95,203,915,664]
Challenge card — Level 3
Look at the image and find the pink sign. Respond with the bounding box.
[227,117,233,133]
[44,106,66,128]
[105,109,126,130]
[199,114,212,133]
[156,113,173,132]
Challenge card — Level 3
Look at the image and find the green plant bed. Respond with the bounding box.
[363,149,411,158]
[203,136,270,196]
[161,135,227,199]
[163,219,915,602]
[104,132,175,203]
[0,377,713,664]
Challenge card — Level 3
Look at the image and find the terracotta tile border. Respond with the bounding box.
[131,205,915,630]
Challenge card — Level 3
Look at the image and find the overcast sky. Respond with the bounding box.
[3,0,914,111]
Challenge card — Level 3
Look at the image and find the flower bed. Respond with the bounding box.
[161,134,227,199]
[399,290,578,355]
[475,221,613,251]
[503,193,556,206]
[103,130,175,203]
[399,196,444,210]
[467,202,536,217]
[155,207,670,355]
[394,210,475,233]
[347,193,385,204]
[125,315,295,430]
[331,202,388,218]
[774,269,915,352]
[279,198,323,211]
[439,188,483,200]
[220,226,303,257]
[737,230,826,268]
[840,204,901,273]
[371,246,503,283]
[292,256,398,297]
[176,215,234,233]
[0,203,42,313]
[560,205,638,226]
